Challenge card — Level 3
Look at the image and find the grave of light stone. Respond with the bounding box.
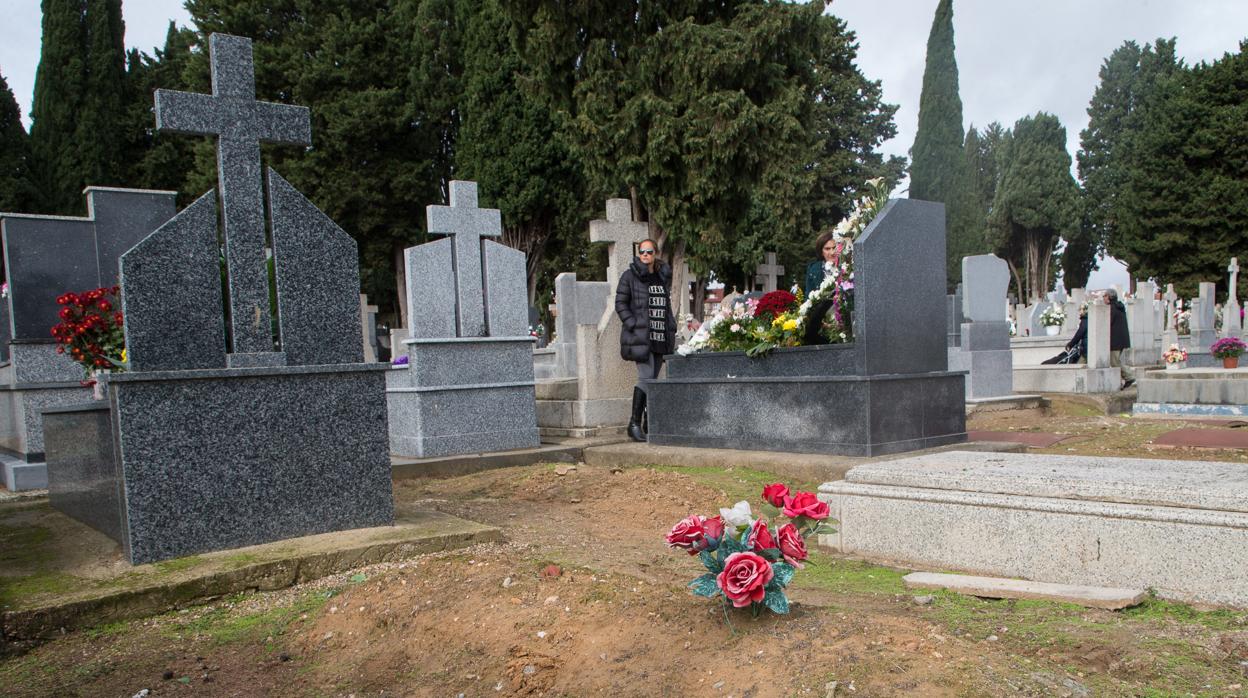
[1013,297,1121,393]
[1190,282,1217,354]
[948,254,1015,399]
[533,200,642,436]
[1124,280,1160,366]
[945,284,963,348]
[647,199,966,456]
[0,187,176,491]
[754,252,785,293]
[360,294,379,363]
[40,34,393,564]
[387,180,540,456]
[1225,258,1242,338]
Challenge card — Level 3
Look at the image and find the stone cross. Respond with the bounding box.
[426,181,504,337]
[154,34,311,355]
[589,199,648,290]
[754,252,785,293]
[1225,257,1242,336]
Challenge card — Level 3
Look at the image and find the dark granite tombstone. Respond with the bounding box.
[42,33,392,564]
[646,199,967,456]
[0,187,176,490]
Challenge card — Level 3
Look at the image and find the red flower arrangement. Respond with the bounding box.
[50,286,126,382]
[666,482,835,617]
[754,290,798,319]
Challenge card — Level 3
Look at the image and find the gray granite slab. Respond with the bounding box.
[853,199,948,376]
[105,367,392,564]
[10,341,83,383]
[2,215,96,340]
[388,381,539,458]
[426,181,502,338]
[405,238,457,339]
[86,187,180,287]
[961,254,1009,323]
[399,338,534,389]
[269,169,363,365]
[44,403,122,543]
[155,33,311,355]
[482,240,528,337]
[120,192,228,372]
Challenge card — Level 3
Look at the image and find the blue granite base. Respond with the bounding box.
[648,348,967,457]
[42,363,393,564]
[0,382,94,461]
[1133,402,1248,418]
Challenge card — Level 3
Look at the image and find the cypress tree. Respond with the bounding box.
[910,0,974,289]
[0,73,39,212]
[77,0,128,188]
[30,0,87,213]
[910,0,965,203]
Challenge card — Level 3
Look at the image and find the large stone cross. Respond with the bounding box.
[426,181,503,337]
[754,251,785,292]
[154,33,311,355]
[1226,257,1242,336]
[590,199,648,288]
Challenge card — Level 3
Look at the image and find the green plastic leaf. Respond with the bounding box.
[759,547,782,562]
[764,589,790,615]
[689,574,720,598]
[720,534,746,555]
[745,342,776,358]
[700,549,722,574]
[178,677,191,684]
[349,573,367,583]
[771,561,796,587]
[814,523,839,535]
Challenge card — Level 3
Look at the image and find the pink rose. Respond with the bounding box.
[702,515,725,542]
[666,515,706,555]
[761,483,789,507]
[776,523,808,568]
[782,491,830,520]
[716,552,774,608]
[747,519,777,552]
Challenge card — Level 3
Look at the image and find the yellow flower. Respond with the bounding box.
[120,348,127,363]
[782,318,799,331]
[771,316,783,327]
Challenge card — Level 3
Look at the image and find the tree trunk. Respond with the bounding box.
[1006,258,1024,305]
[393,240,408,330]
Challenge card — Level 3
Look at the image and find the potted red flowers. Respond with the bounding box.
[1211,337,1247,369]
[50,286,127,397]
[666,482,834,618]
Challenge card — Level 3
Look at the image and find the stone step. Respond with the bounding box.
[535,378,579,401]
[902,572,1147,610]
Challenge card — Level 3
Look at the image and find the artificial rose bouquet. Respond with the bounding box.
[666,483,835,616]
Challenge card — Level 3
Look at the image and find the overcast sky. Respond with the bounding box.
[3,0,1246,288]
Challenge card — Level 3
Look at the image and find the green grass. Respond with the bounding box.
[166,588,335,646]
[0,524,55,569]
[153,555,204,574]
[794,552,907,595]
[1121,596,1247,630]
[0,571,81,608]
[641,464,818,503]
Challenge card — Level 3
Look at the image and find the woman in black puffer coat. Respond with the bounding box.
[615,239,677,442]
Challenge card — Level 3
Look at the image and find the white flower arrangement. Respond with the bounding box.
[1039,306,1066,327]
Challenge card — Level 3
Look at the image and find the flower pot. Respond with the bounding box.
[1044,325,1060,336]
[1165,362,1181,371]
[1224,356,1240,369]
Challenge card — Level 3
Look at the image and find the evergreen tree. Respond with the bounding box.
[30,0,87,213]
[122,23,199,200]
[456,0,587,304]
[0,73,39,212]
[909,0,974,290]
[988,113,1079,301]
[76,0,128,188]
[1120,43,1248,296]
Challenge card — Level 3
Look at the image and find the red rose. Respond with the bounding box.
[666,515,707,555]
[58,307,72,320]
[97,300,111,312]
[782,491,830,520]
[762,483,789,507]
[702,515,725,541]
[776,523,808,568]
[114,312,124,325]
[747,519,777,552]
[716,552,774,608]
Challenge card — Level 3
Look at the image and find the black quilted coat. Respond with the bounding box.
[615,258,676,361]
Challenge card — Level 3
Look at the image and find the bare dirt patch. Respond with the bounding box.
[4,463,1248,697]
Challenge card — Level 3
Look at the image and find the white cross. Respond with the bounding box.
[754,251,785,292]
[590,199,649,287]
[1230,257,1240,305]
[426,181,503,337]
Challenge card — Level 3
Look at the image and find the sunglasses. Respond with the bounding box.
[638,249,655,256]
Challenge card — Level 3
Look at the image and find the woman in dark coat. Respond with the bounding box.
[802,229,844,344]
[615,239,677,442]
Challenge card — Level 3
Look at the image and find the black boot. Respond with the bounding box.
[628,387,646,442]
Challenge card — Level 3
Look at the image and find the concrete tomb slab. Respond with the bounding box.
[820,450,1248,606]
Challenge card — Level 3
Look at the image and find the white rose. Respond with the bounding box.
[719,501,754,530]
